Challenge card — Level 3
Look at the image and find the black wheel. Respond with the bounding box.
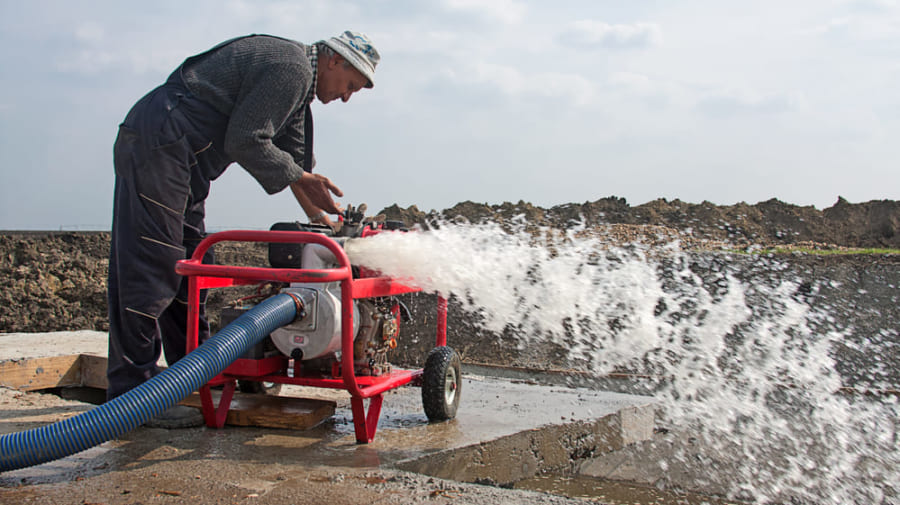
[422,346,461,422]
[237,380,283,396]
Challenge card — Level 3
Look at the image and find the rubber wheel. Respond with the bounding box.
[237,380,283,396]
[422,346,461,422]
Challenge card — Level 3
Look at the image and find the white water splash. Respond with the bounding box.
[346,221,899,504]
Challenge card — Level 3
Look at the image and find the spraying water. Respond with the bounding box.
[346,220,899,504]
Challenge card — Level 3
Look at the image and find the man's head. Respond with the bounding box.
[316,31,380,104]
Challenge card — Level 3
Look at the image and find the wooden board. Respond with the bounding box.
[0,355,334,431]
[181,390,336,430]
[0,354,108,392]
[78,354,109,390]
[0,355,84,391]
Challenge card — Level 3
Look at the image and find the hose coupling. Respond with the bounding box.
[285,292,306,321]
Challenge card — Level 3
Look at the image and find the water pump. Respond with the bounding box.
[195,205,458,443]
[228,205,410,377]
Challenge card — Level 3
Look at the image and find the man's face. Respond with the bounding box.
[316,55,367,104]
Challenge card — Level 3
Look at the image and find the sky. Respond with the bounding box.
[1,0,899,230]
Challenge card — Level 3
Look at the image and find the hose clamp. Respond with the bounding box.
[285,292,306,320]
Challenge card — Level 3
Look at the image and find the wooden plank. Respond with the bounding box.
[78,354,108,390]
[0,355,82,391]
[181,390,336,430]
[0,355,337,431]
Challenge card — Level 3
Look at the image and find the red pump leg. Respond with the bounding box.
[350,394,384,444]
[199,380,236,428]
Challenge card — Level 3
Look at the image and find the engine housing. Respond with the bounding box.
[269,283,360,361]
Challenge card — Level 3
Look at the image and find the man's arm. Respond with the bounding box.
[224,61,313,195]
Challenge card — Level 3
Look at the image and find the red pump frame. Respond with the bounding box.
[174,229,448,443]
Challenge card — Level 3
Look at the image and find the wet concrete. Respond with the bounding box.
[0,375,655,481]
[0,331,656,504]
[394,376,654,485]
[514,473,744,505]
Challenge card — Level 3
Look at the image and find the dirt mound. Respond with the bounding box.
[0,232,109,333]
[382,196,900,249]
[1,197,897,333]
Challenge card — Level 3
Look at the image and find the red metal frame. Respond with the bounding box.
[174,229,448,443]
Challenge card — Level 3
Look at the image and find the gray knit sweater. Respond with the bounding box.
[180,35,316,194]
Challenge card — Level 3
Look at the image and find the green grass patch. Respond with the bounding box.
[738,247,900,256]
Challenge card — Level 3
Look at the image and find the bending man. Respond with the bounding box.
[107,31,380,427]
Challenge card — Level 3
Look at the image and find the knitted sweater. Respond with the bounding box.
[180,35,316,194]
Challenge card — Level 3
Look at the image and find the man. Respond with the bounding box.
[107,31,380,427]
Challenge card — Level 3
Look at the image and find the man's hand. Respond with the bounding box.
[292,173,344,215]
[312,211,341,231]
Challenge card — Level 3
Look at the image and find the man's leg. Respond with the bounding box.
[106,175,166,400]
[158,205,213,367]
[106,117,192,401]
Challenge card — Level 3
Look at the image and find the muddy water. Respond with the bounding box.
[346,221,900,504]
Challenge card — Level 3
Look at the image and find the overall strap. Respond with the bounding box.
[172,35,257,84]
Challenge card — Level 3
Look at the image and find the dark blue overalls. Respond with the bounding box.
[107,37,314,400]
[106,65,233,400]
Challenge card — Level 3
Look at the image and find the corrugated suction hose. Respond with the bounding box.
[0,293,300,472]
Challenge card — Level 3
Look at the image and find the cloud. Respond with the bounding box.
[47,1,349,77]
[838,0,898,13]
[443,0,526,25]
[222,0,366,32]
[609,72,655,93]
[559,20,662,50]
[809,16,900,50]
[51,16,188,75]
[54,43,182,76]
[811,0,900,43]
[606,71,673,109]
[379,29,469,56]
[695,89,803,118]
[74,22,105,43]
[456,61,596,106]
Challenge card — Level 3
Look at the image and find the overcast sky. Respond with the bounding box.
[1,0,899,230]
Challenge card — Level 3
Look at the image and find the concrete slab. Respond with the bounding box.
[0,331,108,360]
[0,331,657,504]
[390,376,656,484]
